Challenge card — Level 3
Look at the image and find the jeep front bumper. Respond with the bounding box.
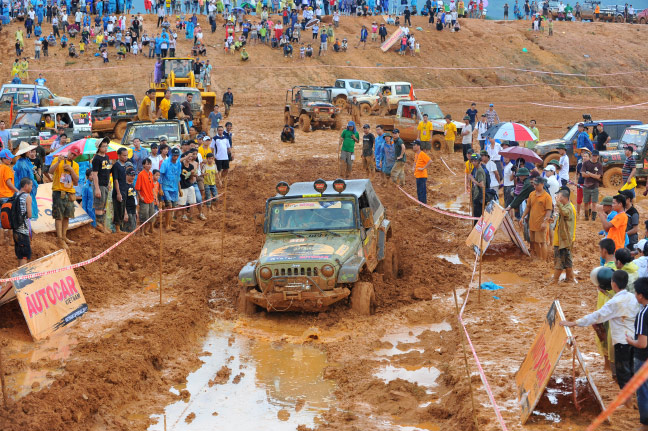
[247,287,350,312]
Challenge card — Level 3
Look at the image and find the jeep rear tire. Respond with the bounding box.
[351,282,375,315]
[114,121,128,140]
[334,97,347,110]
[543,153,561,168]
[284,111,294,127]
[640,17,646,24]
[382,242,399,280]
[299,114,311,132]
[360,103,371,116]
[238,286,257,315]
[431,135,444,152]
[603,167,624,189]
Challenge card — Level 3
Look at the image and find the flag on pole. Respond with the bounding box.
[408,85,415,101]
[9,97,14,125]
[30,87,40,106]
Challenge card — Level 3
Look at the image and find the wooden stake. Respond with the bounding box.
[221,179,228,265]
[159,210,163,306]
[0,341,7,408]
[164,413,167,431]
[452,287,479,431]
[478,185,486,303]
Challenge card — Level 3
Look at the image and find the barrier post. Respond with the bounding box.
[452,287,479,431]
[221,179,228,265]
[478,184,485,303]
[0,341,7,408]
[159,211,163,306]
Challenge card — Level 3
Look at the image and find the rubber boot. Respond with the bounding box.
[591,211,597,221]
[565,267,575,283]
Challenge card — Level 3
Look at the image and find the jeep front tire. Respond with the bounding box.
[299,114,311,132]
[351,282,375,315]
[237,286,257,315]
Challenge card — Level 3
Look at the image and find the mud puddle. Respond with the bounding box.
[437,254,463,265]
[434,194,470,216]
[482,271,530,287]
[149,319,335,430]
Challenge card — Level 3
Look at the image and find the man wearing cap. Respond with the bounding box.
[622,145,637,198]
[502,155,516,208]
[131,137,150,174]
[575,123,593,155]
[595,123,610,152]
[0,149,18,245]
[443,114,456,154]
[461,115,473,162]
[160,147,182,230]
[413,140,431,204]
[281,124,295,143]
[506,167,532,218]
[417,113,433,151]
[138,88,156,122]
[520,176,552,259]
[582,149,602,221]
[552,188,576,283]
[480,150,500,196]
[468,153,485,221]
[557,143,569,187]
[361,124,374,179]
[390,129,406,186]
[485,103,499,127]
[338,121,359,179]
[49,146,80,244]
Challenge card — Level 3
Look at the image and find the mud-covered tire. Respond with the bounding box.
[603,167,624,189]
[114,121,128,140]
[332,116,342,130]
[284,111,294,127]
[543,153,561,168]
[237,286,257,315]
[299,114,311,132]
[382,242,399,280]
[351,282,376,315]
[360,103,371,116]
[615,14,623,22]
[431,135,444,152]
[334,97,347,110]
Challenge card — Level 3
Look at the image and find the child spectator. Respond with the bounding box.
[371,22,378,42]
[305,43,313,57]
[299,42,305,58]
[117,43,126,60]
[81,169,96,227]
[203,153,219,210]
[135,158,156,235]
[79,40,85,54]
[122,168,137,232]
[102,48,108,62]
[13,178,33,266]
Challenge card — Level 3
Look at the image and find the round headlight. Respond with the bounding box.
[321,265,334,278]
[260,267,272,280]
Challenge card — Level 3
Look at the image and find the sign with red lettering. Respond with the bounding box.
[515,301,569,423]
[466,201,530,256]
[8,249,87,340]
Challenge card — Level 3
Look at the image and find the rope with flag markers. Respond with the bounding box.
[397,186,478,220]
[0,192,225,284]
[586,358,648,430]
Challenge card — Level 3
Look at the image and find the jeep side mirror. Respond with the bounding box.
[38,121,45,128]
[360,207,374,228]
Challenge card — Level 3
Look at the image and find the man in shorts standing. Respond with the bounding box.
[443,114,457,154]
[135,158,156,234]
[178,150,197,222]
[521,176,553,259]
[361,124,374,179]
[417,113,433,151]
[49,146,80,244]
[582,149,602,221]
[390,129,406,186]
[160,147,182,230]
[91,137,112,233]
[338,121,359,179]
[212,125,231,179]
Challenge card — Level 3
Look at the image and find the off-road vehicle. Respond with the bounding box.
[238,179,398,315]
[284,86,342,133]
[78,93,138,139]
[599,124,648,188]
[110,119,190,150]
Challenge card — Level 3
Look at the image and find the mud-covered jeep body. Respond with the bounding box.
[238,179,397,315]
[283,86,342,133]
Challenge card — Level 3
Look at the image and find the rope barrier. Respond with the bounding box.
[440,157,457,176]
[397,185,478,220]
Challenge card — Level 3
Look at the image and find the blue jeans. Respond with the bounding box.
[204,184,218,206]
[637,358,648,425]
[192,183,202,204]
[416,177,427,204]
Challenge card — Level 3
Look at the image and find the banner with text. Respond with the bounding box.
[9,249,88,340]
[466,201,530,256]
[32,182,93,234]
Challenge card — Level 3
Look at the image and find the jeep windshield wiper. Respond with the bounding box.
[327,231,341,237]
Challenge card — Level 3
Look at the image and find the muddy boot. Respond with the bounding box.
[591,211,597,221]
[565,267,576,283]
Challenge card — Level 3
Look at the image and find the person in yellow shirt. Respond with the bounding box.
[43,114,55,131]
[464,148,475,192]
[49,147,80,245]
[198,135,212,159]
[417,114,433,151]
[138,89,156,122]
[443,114,457,154]
[413,141,431,204]
[157,89,171,120]
[202,152,221,211]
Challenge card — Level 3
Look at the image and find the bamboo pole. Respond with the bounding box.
[478,183,485,303]
[452,287,479,431]
[159,210,163,306]
[0,341,7,408]
[221,179,228,265]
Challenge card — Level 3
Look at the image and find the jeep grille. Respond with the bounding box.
[274,266,319,277]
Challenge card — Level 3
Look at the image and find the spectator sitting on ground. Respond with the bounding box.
[61,34,69,47]
[341,38,348,51]
[333,38,341,52]
[241,47,249,61]
[283,41,293,57]
[281,124,295,142]
[68,43,77,57]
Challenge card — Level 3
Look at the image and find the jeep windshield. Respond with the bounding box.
[268,199,357,233]
[12,112,42,128]
[365,85,380,96]
[418,104,444,120]
[561,124,580,143]
[300,90,329,101]
[125,122,180,145]
[619,129,648,151]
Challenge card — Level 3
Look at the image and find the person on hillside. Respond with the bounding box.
[375,125,385,173]
[212,125,231,179]
[413,140,431,204]
[222,88,234,117]
[338,121,359,179]
[361,124,375,179]
[380,132,396,185]
[465,102,477,129]
[485,103,499,127]
[520,176,552,259]
[49,147,80,244]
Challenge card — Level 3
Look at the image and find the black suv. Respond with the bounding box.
[78,93,138,139]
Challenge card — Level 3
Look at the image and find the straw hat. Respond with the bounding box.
[14,141,37,157]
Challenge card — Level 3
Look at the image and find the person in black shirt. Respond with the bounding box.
[626,278,648,430]
[595,123,610,151]
[111,148,129,233]
[620,189,640,249]
[91,138,112,232]
[122,168,138,232]
[361,124,375,179]
[280,125,295,143]
[181,93,194,127]
[404,6,411,26]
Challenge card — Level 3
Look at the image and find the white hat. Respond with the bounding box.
[544,165,556,172]
[636,239,647,252]
[14,141,37,157]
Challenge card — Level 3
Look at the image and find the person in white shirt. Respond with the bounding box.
[148,142,164,171]
[502,156,515,207]
[543,165,560,204]
[634,239,648,278]
[461,115,473,162]
[476,113,488,151]
[561,269,640,391]
[481,151,500,192]
[486,137,503,178]
[557,144,570,186]
[211,125,231,178]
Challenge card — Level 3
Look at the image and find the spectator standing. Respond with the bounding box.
[520,176,552,259]
[461,115,473,161]
[160,147,182,230]
[413,140,431,204]
[557,144,569,186]
[208,105,222,137]
[0,149,18,245]
[0,121,12,151]
[131,137,150,174]
[443,114,456,154]
[212,125,231,178]
[49,147,80,244]
[338,121,359,178]
[485,103,499,127]
[465,102,477,129]
[595,123,610,151]
[375,125,385,172]
[622,145,637,198]
[621,189,640,250]
[528,119,539,149]
[469,153,485,221]
[91,138,112,233]
[361,124,375,179]
[417,113,433,151]
[12,177,33,265]
[582,149,602,221]
[135,158,156,235]
[222,87,234,117]
[476,113,488,151]
[391,129,406,186]
[598,194,628,251]
[551,188,576,283]
[110,148,129,233]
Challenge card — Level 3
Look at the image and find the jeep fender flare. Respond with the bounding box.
[337,255,366,283]
[239,260,258,287]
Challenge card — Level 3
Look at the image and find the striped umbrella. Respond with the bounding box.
[484,122,537,142]
[45,137,115,165]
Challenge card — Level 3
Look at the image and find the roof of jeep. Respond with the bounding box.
[277,179,371,199]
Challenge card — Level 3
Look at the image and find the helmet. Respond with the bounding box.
[590,266,614,291]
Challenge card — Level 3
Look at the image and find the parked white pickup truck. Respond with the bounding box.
[354,82,414,116]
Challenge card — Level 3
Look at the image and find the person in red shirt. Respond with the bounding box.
[135,158,156,235]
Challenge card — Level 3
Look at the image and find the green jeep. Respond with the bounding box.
[599,125,648,188]
[238,179,398,315]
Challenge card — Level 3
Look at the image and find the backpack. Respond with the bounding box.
[0,192,26,230]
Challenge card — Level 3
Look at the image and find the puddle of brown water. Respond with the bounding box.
[433,194,470,216]
[483,271,530,287]
[148,320,335,430]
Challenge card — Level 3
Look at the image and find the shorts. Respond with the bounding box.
[122,211,137,233]
[139,202,155,221]
[340,150,354,167]
[93,185,109,211]
[554,247,573,269]
[362,154,374,171]
[390,161,405,184]
[529,229,547,244]
[13,231,31,260]
[162,188,178,205]
[576,186,583,205]
[583,186,599,204]
[178,186,196,206]
[420,140,431,151]
[216,159,230,171]
[52,191,76,220]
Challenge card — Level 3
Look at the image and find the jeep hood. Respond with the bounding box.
[258,233,360,265]
[305,101,335,108]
